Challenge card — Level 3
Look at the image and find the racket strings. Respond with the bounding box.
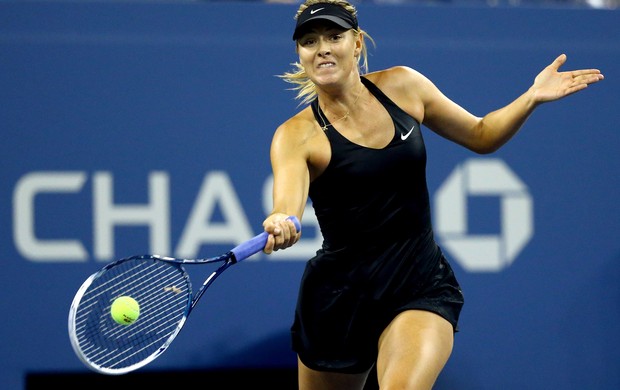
[71,258,191,373]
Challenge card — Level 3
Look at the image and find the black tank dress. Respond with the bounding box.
[291,76,464,373]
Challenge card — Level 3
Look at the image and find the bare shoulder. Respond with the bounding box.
[274,106,322,147]
[272,106,328,160]
[364,66,433,121]
[272,106,330,179]
[365,66,432,92]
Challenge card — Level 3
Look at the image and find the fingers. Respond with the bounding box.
[571,69,605,86]
[545,54,604,96]
[263,233,275,255]
[262,214,301,254]
[272,218,299,249]
[553,53,604,82]
[567,69,604,92]
[550,53,567,71]
[571,68,603,77]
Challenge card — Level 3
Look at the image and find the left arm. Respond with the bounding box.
[420,54,604,153]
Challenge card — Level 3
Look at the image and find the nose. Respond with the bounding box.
[318,39,330,57]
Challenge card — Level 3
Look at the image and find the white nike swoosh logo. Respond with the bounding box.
[310,8,324,14]
[401,125,415,140]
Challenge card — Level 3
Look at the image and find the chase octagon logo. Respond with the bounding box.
[434,158,533,272]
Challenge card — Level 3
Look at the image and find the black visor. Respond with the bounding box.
[292,3,358,41]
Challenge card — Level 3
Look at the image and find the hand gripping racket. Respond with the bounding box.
[68,216,300,375]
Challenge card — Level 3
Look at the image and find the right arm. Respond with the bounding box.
[262,115,315,254]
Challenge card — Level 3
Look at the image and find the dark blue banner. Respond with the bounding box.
[1,2,618,389]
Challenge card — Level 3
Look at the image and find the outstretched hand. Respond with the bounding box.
[531,54,604,103]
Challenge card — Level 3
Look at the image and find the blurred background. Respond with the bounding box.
[1,1,618,389]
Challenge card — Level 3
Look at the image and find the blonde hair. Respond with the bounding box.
[279,0,375,106]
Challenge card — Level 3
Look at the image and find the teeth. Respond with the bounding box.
[318,63,334,68]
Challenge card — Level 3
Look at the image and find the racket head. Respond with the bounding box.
[68,255,192,375]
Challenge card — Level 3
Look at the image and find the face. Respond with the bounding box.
[296,23,362,87]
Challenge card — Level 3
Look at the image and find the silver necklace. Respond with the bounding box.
[318,84,363,131]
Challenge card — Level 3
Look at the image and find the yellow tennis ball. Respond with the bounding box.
[110,296,140,325]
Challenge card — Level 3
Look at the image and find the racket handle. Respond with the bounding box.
[231,216,301,262]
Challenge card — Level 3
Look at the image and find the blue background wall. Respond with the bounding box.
[1,2,619,389]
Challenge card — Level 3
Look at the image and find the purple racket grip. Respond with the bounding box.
[230,216,301,262]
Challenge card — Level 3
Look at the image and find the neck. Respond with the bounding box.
[318,81,365,131]
[321,81,364,121]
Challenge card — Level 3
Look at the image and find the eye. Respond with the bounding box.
[300,37,317,47]
[330,33,344,42]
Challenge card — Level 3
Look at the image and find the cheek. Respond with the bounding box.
[298,51,315,68]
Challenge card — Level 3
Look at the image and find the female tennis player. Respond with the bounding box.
[261,1,604,389]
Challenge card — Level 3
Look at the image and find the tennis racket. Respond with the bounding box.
[68,216,300,375]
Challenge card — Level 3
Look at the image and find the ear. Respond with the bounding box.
[353,32,363,57]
